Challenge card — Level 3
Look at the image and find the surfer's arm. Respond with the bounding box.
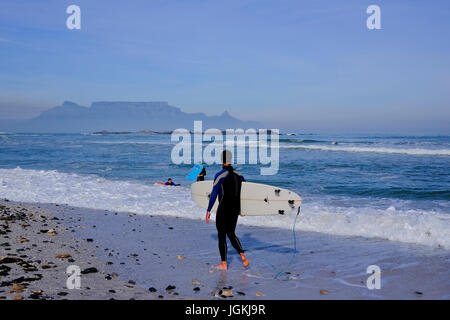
[207,171,226,212]
[207,180,222,212]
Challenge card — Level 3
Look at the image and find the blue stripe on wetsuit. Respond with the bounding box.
[207,168,245,212]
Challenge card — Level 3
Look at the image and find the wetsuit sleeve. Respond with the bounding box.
[207,172,226,212]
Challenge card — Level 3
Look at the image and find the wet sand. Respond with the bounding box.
[1,199,449,300]
[0,199,189,300]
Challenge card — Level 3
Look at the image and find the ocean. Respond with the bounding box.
[0,132,449,249]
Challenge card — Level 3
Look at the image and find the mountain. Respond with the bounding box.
[2,101,261,133]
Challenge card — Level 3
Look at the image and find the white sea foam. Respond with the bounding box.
[280,144,450,156]
[0,168,448,248]
[82,139,450,157]
[89,140,172,145]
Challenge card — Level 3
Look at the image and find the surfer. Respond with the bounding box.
[205,150,250,270]
[196,167,206,181]
[165,178,180,186]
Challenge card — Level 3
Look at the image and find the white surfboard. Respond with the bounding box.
[191,181,302,216]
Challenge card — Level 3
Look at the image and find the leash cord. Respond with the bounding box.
[245,206,301,280]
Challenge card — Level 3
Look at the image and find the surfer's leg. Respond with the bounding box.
[227,230,244,254]
[225,214,244,253]
[218,230,228,261]
[215,211,228,269]
[225,214,250,268]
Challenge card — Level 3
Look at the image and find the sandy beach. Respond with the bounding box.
[1,198,448,300]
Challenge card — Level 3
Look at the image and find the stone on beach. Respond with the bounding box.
[0,256,23,264]
[221,289,233,297]
[46,229,57,236]
[12,283,25,293]
[81,267,98,274]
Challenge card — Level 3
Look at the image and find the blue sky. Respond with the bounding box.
[0,0,449,133]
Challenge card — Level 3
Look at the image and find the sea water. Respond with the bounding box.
[0,132,449,248]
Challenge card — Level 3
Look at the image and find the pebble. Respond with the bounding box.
[46,229,57,236]
[81,267,98,274]
[221,289,233,297]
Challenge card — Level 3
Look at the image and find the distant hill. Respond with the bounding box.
[2,101,261,133]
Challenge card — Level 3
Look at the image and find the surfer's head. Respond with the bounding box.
[222,150,232,167]
[168,178,172,182]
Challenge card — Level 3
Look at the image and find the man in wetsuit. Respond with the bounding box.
[205,150,250,270]
[196,167,206,181]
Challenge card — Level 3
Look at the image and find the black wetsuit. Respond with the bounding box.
[207,166,246,262]
[196,167,206,181]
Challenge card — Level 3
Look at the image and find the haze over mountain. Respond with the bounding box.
[2,101,261,133]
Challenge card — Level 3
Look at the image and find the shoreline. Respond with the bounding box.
[1,199,449,300]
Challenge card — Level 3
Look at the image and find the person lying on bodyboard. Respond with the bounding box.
[164,178,180,186]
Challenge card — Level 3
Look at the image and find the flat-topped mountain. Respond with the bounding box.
[4,101,260,133]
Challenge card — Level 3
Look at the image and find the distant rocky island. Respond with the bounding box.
[3,101,261,133]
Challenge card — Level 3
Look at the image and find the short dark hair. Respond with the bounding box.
[222,150,232,164]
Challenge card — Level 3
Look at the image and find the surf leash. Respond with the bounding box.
[245,206,301,280]
[274,206,301,279]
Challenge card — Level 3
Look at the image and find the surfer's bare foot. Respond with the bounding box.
[240,253,250,268]
[214,261,228,270]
